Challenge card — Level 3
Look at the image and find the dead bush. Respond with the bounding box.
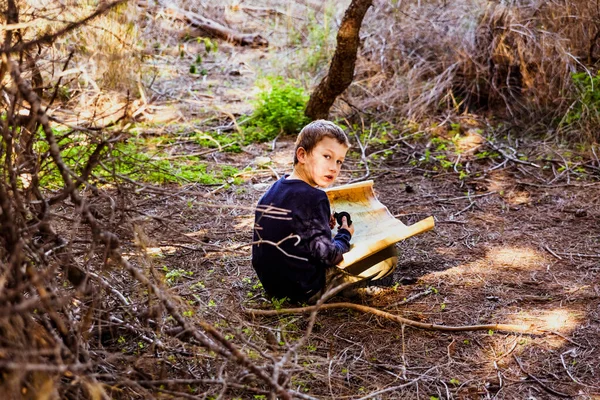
[350,0,600,140]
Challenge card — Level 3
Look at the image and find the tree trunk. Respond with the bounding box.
[305,0,373,121]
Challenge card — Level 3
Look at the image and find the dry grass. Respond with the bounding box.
[10,0,600,135]
[348,0,600,141]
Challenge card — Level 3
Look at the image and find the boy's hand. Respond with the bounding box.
[329,214,336,230]
[340,216,355,236]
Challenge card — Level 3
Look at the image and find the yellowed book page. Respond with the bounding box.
[326,180,435,270]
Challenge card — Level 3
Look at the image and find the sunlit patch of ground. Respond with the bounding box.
[530,308,582,332]
[427,245,549,288]
[485,169,514,193]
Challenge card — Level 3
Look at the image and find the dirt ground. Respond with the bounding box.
[110,130,600,399]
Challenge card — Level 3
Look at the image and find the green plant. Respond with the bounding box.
[303,5,336,73]
[271,297,288,310]
[284,2,337,77]
[564,71,600,127]
[162,266,193,285]
[193,130,242,152]
[244,76,310,142]
[199,37,218,54]
[36,129,243,188]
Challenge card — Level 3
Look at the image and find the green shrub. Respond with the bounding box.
[159,78,309,153]
[244,77,310,143]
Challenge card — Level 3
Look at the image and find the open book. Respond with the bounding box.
[326,180,435,279]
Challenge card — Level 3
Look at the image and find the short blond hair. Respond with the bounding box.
[293,120,350,165]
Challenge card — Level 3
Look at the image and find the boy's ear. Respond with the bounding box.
[296,147,307,163]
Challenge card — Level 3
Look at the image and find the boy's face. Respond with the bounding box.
[296,136,348,188]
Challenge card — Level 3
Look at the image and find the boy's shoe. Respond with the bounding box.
[362,286,386,296]
[340,284,386,298]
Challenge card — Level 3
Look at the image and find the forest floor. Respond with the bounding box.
[106,51,600,400]
[117,136,600,399]
[56,4,600,399]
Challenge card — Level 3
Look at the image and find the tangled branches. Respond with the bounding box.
[0,2,297,397]
[0,53,299,398]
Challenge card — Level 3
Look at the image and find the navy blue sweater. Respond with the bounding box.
[252,177,352,302]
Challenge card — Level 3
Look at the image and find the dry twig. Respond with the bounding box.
[246,302,537,334]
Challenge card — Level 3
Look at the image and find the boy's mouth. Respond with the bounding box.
[324,175,334,181]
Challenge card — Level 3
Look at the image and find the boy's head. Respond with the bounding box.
[293,120,350,165]
[292,120,350,188]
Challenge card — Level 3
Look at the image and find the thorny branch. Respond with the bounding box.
[6,58,296,399]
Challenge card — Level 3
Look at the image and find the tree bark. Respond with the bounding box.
[305,0,373,121]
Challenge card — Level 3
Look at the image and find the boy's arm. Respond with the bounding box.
[307,198,352,266]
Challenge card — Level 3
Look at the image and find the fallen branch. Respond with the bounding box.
[160,142,237,160]
[542,245,563,260]
[161,2,268,47]
[239,5,299,19]
[560,349,600,390]
[486,139,541,168]
[245,302,537,334]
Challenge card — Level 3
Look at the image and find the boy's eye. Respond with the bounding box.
[337,160,343,165]
[324,155,331,159]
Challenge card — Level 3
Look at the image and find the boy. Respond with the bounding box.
[252,120,354,303]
